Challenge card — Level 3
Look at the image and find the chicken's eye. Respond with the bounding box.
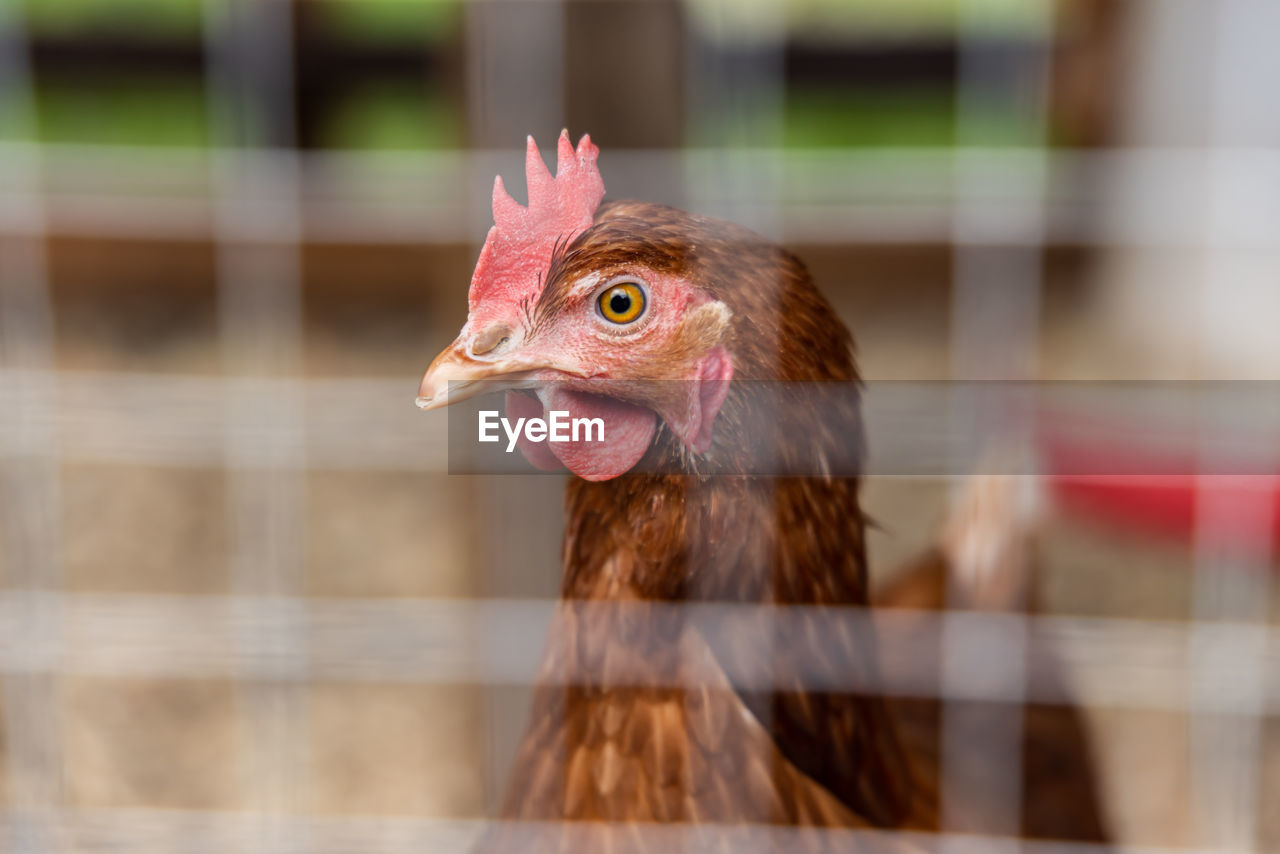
[597,282,646,325]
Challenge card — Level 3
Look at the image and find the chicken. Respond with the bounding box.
[417,133,1110,852]
[875,473,1112,843]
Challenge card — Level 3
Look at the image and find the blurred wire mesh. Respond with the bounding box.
[0,0,1278,852]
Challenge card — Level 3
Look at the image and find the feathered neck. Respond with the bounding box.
[546,219,918,828]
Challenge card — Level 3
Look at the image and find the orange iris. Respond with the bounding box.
[598,282,646,324]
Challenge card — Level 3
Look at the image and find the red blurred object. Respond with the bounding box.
[1041,416,1280,546]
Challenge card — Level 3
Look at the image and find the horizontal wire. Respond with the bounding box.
[0,593,1273,713]
[1,144,1278,247]
[4,370,1279,474]
[0,370,446,471]
[0,809,1232,854]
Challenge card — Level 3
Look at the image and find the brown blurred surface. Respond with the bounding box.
[63,676,240,810]
[62,464,230,595]
[305,471,474,599]
[307,681,484,817]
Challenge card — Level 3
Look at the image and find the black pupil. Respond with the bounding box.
[609,290,633,316]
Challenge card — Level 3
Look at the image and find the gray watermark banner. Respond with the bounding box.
[441,380,1280,476]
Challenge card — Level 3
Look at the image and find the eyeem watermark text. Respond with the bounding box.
[479,410,604,452]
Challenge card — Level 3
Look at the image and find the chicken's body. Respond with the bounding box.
[418,137,1110,852]
[876,479,1111,844]
[476,201,928,852]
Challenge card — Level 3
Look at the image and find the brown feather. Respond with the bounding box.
[475,200,1108,852]
[874,488,1112,843]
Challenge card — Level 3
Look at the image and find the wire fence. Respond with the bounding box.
[6,143,1280,248]
[1,0,1278,852]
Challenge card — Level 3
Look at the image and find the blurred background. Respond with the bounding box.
[0,0,1278,851]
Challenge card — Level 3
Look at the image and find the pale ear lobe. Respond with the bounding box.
[684,346,734,454]
[662,299,733,454]
[684,299,732,342]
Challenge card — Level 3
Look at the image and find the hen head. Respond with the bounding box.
[417,132,737,482]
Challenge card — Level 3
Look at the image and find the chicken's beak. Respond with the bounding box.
[415,338,539,411]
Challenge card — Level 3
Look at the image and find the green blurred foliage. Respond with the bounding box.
[784,86,1040,148]
[34,74,208,146]
[786,88,955,148]
[16,0,1047,150]
[24,0,204,39]
[23,0,462,44]
[787,0,1049,38]
[694,87,1041,149]
[689,0,1051,44]
[318,0,460,46]
[320,83,461,150]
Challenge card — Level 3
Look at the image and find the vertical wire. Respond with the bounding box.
[463,0,565,147]
[1188,1,1279,850]
[680,0,788,806]
[202,0,310,850]
[0,3,65,852]
[752,0,786,804]
[950,1,1051,382]
[463,0,570,814]
[682,0,786,240]
[942,0,1055,842]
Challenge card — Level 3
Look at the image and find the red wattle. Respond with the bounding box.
[545,387,656,482]
[505,391,562,471]
[504,388,657,481]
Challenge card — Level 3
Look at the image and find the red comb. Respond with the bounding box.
[468,131,605,311]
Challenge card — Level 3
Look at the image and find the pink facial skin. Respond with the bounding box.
[439,132,734,481]
[502,269,734,481]
[462,134,606,357]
